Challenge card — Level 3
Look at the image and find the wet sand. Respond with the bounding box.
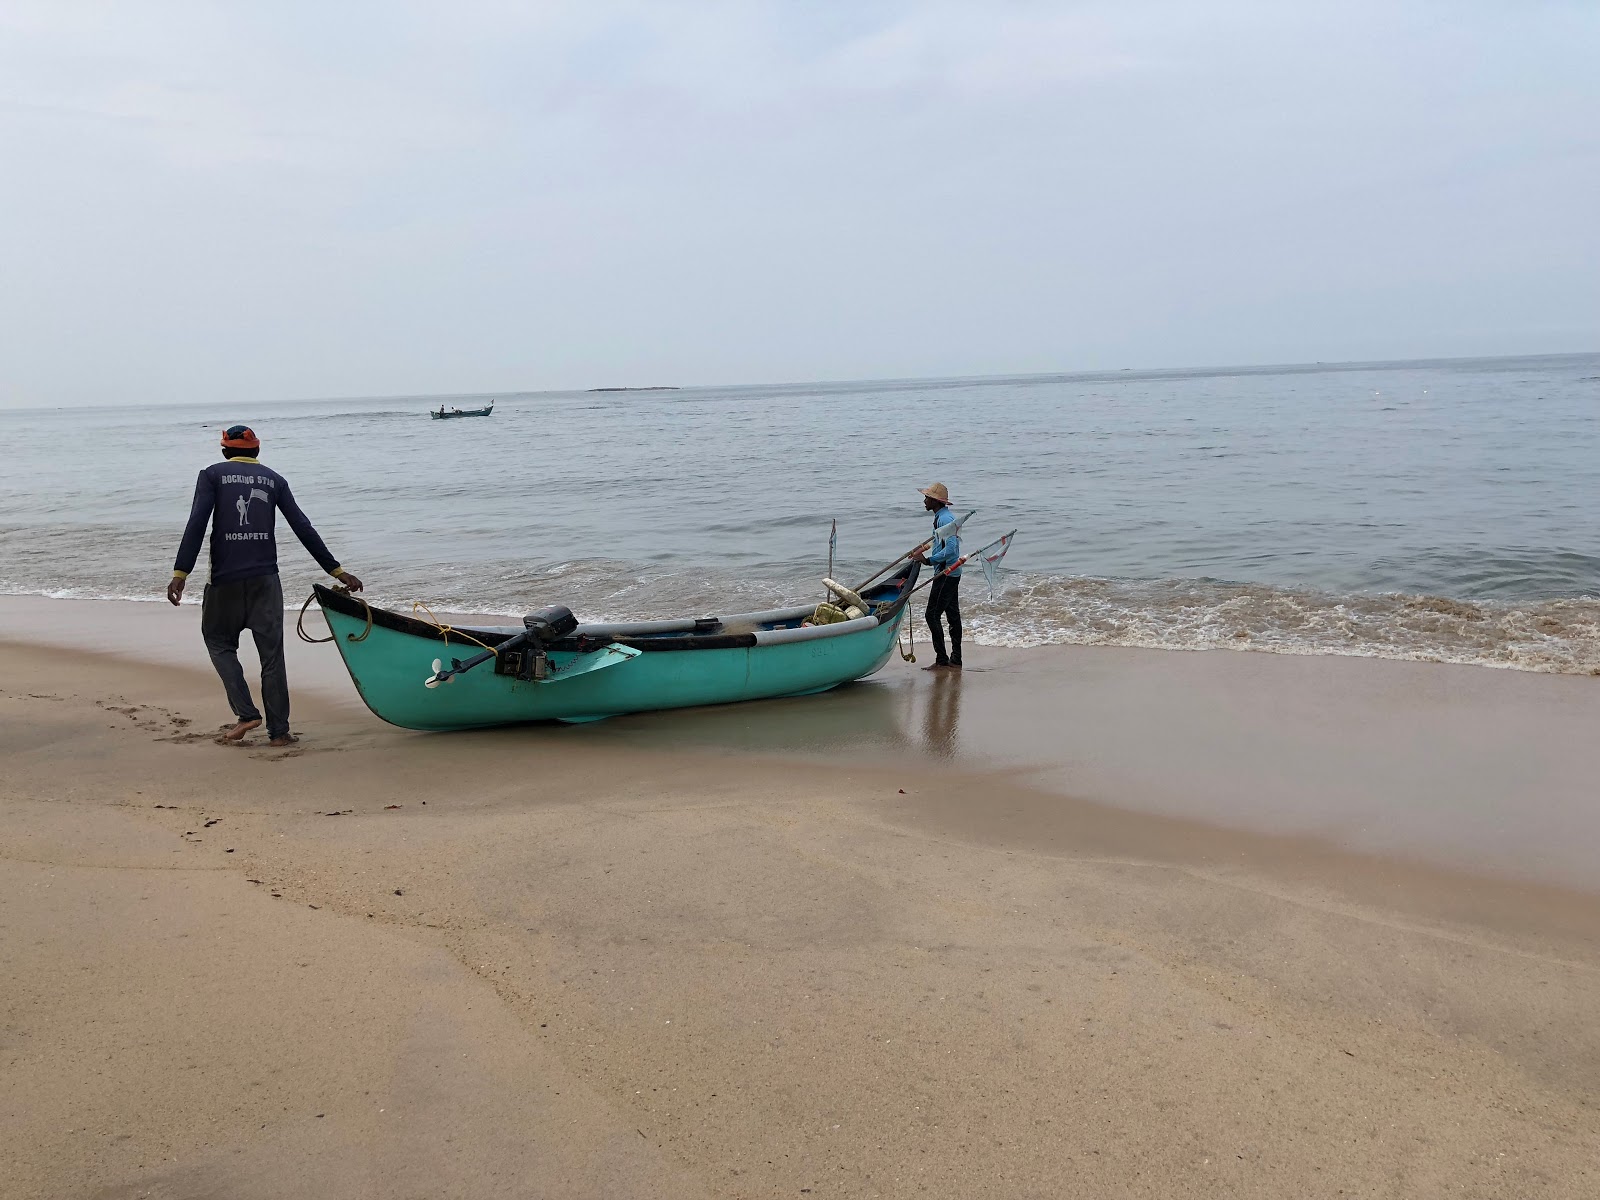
[7,594,1600,888]
[4,598,1600,1197]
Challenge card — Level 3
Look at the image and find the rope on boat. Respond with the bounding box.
[296,586,373,644]
[295,592,332,643]
[410,600,500,657]
[898,598,916,663]
[295,587,495,659]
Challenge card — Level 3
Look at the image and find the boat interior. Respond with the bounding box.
[315,562,920,654]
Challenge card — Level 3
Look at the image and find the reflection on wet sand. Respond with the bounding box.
[919,669,963,758]
[0,593,965,763]
[569,662,972,764]
[567,663,969,762]
[572,675,920,757]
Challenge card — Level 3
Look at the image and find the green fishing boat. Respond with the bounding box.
[312,561,921,730]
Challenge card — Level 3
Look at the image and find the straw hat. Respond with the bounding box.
[918,482,950,503]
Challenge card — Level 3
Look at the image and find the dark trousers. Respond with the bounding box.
[201,573,289,738]
[924,574,962,665]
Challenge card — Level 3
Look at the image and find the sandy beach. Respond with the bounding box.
[4,599,1600,1198]
[8,1,1597,1194]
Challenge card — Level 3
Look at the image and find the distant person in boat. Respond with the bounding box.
[912,482,962,669]
[166,425,364,747]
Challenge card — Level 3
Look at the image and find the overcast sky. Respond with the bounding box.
[1,1,1595,407]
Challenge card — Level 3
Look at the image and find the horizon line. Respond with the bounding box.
[5,348,1596,414]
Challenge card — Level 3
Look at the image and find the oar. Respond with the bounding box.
[906,529,1018,598]
[852,509,976,593]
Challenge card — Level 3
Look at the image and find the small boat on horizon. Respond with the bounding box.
[312,561,921,729]
[431,403,495,419]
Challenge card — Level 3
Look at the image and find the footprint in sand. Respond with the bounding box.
[161,728,228,745]
[189,728,331,759]
[96,697,193,736]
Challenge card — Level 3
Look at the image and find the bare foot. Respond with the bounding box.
[922,662,952,671]
[221,719,262,741]
[268,733,299,748]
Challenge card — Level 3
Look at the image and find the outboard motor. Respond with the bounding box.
[425,605,582,689]
[524,605,578,642]
[497,605,579,681]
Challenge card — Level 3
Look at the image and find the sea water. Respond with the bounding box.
[3,353,1597,673]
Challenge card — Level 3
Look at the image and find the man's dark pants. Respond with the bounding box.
[925,574,962,666]
[201,573,289,738]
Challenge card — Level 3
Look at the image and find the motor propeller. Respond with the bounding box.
[422,630,533,689]
[424,656,465,688]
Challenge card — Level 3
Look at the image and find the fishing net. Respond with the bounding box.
[976,530,1017,600]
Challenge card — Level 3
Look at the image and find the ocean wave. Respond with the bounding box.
[6,567,1598,676]
[0,584,171,604]
[965,574,1600,674]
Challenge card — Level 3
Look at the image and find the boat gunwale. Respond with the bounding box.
[311,561,919,655]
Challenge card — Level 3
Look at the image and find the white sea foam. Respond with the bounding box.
[0,583,170,604]
[963,573,1600,674]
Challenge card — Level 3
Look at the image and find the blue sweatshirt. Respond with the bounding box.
[929,506,962,577]
[172,458,341,585]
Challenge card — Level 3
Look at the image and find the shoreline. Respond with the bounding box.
[6,576,1598,677]
[4,634,1600,1196]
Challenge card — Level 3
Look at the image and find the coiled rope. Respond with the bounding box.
[297,586,372,644]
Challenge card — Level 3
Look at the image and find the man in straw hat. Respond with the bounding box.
[912,482,963,669]
[167,424,364,747]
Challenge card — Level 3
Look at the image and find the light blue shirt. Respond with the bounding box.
[929,506,962,577]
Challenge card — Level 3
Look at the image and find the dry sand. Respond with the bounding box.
[3,600,1600,1198]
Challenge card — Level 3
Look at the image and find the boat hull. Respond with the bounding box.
[315,573,915,730]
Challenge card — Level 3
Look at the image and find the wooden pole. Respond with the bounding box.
[851,509,976,593]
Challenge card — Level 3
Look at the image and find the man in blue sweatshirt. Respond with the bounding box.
[912,482,962,669]
[167,425,363,746]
